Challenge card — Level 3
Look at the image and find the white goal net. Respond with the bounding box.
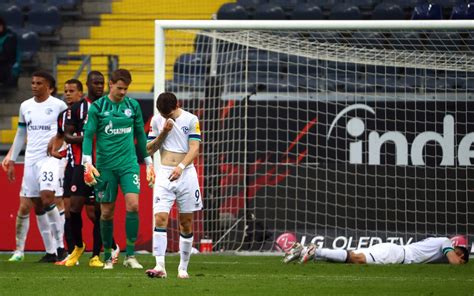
[154,20,474,253]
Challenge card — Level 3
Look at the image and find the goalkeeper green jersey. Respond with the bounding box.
[82,95,148,170]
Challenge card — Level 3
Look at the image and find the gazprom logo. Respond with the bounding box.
[327,104,474,166]
[104,120,132,135]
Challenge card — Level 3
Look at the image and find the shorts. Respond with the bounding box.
[21,157,60,197]
[353,243,405,264]
[62,162,74,198]
[94,164,140,203]
[70,165,95,201]
[153,164,203,214]
[55,158,68,197]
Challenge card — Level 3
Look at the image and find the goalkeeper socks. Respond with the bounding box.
[15,214,30,252]
[101,219,114,261]
[64,216,74,254]
[45,204,63,249]
[316,248,348,262]
[125,211,139,257]
[70,211,83,248]
[178,232,193,271]
[36,213,56,254]
[153,227,167,269]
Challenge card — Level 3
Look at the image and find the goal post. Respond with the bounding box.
[154,20,474,253]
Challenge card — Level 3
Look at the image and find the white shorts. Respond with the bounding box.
[55,157,67,197]
[353,243,405,264]
[21,157,60,198]
[153,164,203,214]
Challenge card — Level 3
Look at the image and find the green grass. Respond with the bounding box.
[0,253,473,295]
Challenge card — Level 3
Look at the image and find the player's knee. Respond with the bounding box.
[179,219,193,233]
[154,214,168,228]
[348,252,367,264]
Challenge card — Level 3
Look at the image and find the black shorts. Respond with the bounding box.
[62,162,74,198]
[71,165,95,205]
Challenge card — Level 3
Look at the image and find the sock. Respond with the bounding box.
[15,214,30,252]
[100,219,113,261]
[316,248,348,262]
[45,204,62,249]
[92,211,102,257]
[178,232,193,271]
[64,216,75,254]
[125,211,139,257]
[57,209,65,249]
[153,227,167,269]
[36,213,56,254]
[70,211,83,248]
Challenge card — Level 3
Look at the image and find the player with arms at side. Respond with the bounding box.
[284,235,469,265]
[6,71,67,262]
[145,92,203,279]
[82,69,155,269]
[63,72,119,267]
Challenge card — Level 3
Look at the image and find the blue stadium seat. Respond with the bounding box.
[45,0,79,10]
[290,3,323,20]
[237,0,266,11]
[217,3,249,20]
[254,3,286,20]
[431,0,465,9]
[411,2,443,19]
[305,0,337,11]
[398,0,425,10]
[0,4,22,30]
[329,3,362,20]
[174,53,208,77]
[345,0,378,11]
[26,4,61,35]
[13,0,35,11]
[16,29,40,62]
[450,1,468,18]
[372,2,405,20]
[272,0,298,11]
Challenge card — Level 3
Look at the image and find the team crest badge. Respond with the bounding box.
[124,109,132,117]
[181,126,189,134]
[45,108,53,115]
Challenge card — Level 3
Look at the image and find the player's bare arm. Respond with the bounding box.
[146,118,173,155]
[446,249,466,265]
[63,123,82,144]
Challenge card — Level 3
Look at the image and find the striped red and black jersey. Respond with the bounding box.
[66,97,95,165]
[57,108,74,165]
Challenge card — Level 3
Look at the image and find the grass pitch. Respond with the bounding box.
[0,253,473,295]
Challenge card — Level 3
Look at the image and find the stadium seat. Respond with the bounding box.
[329,3,362,20]
[411,2,443,19]
[173,53,209,88]
[254,3,286,20]
[372,2,405,20]
[345,0,378,11]
[45,0,79,10]
[13,0,35,11]
[397,0,425,10]
[305,0,337,11]
[217,3,249,20]
[26,4,61,35]
[237,0,266,11]
[272,0,298,12]
[431,0,465,9]
[290,4,323,20]
[16,29,40,62]
[452,1,474,19]
[0,4,22,30]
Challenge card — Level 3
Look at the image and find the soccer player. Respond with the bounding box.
[284,235,469,265]
[145,92,203,279]
[49,79,84,265]
[6,71,68,262]
[82,68,154,269]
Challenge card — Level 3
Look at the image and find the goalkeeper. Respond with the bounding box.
[284,235,469,265]
[82,69,155,270]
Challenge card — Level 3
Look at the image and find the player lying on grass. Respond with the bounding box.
[284,235,469,265]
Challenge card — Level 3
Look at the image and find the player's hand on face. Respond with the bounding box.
[163,118,174,133]
[168,165,183,182]
[6,160,15,182]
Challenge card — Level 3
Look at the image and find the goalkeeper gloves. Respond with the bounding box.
[144,156,155,188]
[83,161,100,187]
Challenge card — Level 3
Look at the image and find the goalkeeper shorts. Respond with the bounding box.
[94,164,140,203]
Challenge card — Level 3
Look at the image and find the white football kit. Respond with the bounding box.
[354,237,454,264]
[148,110,203,214]
[18,96,67,197]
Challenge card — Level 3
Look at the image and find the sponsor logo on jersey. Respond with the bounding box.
[124,108,132,117]
[104,120,132,135]
[27,120,52,131]
[195,122,201,133]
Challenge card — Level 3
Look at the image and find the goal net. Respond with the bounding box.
[154,20,474,253]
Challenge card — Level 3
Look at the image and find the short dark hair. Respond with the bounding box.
[87,71,104,83]
[32,71,56,89]
[457,247,470,263]
[156,92,178,115]
[65,79,83,92]
[110,68,131,85]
